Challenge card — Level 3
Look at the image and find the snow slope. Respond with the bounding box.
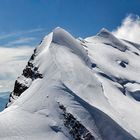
[0,27,140,140]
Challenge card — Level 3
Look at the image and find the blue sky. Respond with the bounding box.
[0,0,140,38]
[0,0,140,92]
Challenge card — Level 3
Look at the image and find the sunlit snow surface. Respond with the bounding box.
[0,28,140,140]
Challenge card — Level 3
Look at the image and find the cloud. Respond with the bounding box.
[0,27,45,92]
[112,14,140,44]
[6,37,35,46]
[0,28,43,40]
[0,46,33,92]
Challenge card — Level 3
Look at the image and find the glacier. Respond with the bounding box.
[0,27,140,140]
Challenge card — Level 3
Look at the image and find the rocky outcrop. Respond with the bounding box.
[59,103,95,140]
[6,49,43,107]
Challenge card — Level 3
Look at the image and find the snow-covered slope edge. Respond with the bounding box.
[0,27,139,140]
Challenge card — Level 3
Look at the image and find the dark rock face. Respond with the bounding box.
[23,65,43,80]
[6,49,43,107]
[23,48,43,80]
[59,103,95,140]
[13,80,28,96]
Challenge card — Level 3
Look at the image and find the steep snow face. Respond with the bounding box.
[0,27,140,140]
[85,29,140,139]
[86,28,127,52]
[52,27,92,67]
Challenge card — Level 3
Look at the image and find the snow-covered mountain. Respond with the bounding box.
[0,27,140,140]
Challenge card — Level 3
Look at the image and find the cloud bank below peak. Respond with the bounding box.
[0,46,33,92]
[112,14,140,44]
[0,27,47,92]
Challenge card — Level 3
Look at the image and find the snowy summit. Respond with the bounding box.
[0,27,140,140]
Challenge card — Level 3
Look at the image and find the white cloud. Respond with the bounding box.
[0,46,33,92]
[6,37,35,46]
[0,28,43,40]
[0,28,45,92]
[112,14,140,44]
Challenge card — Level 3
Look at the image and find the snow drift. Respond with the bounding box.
[0,27,140,140]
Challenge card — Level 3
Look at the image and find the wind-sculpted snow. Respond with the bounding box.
[86,28,127,52]
[52,27,92,67]
[0,27,140,140]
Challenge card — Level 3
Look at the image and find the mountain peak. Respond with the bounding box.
[52,27,71,44]
[52,26,62,32]
[2,27,140,140]
[97,28,113,38]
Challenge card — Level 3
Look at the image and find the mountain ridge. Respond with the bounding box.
[1,27,140,140]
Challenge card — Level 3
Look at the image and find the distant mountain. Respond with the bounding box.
[0,27,140,140]
[0,92,9,111]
